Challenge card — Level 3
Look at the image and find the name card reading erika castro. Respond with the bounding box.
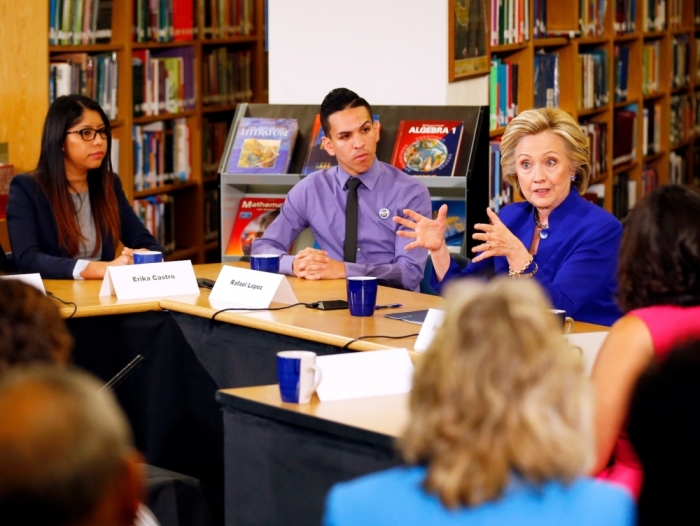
[99,261,200,300]
[208,265,298,309]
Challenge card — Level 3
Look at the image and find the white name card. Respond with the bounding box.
[0,273,46,294]
[316,349,414,402]
[98,261,200,300]
[566,331,610,376]
[208,265,298,309]
[414,308,446,353]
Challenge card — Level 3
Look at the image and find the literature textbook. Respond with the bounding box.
[226,118,298,174]
[390,120,464,176]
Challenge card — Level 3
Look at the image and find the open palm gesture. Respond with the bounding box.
[393,204,448,251]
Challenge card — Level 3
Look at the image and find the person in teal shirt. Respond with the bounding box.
[323,278,635,526]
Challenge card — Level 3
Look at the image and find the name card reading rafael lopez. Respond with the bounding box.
[99,260,200,300]
[209,265,298,309]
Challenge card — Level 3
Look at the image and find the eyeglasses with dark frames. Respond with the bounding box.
[65,128,111,141]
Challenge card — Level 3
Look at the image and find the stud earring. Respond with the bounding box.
[571,174,576,181]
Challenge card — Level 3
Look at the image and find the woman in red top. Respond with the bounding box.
[591,185,700,496]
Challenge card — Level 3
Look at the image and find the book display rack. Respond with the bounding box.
[218,103,491,263]
[1,0,267,262]
[488,0,700,218]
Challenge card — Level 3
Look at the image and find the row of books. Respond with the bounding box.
[132,119,191,191]
[50,52,119,121]
[202,0,255,38]
[226,117,467,177]
[489,58,519,131]
[643,0,666,31]
[641,162,659,196]
[613,105,638,167]
[615,45,630,102]
[133,195,177,254]
[133,0,195,42]
[203,118,231,178]
[669,93,694,147]
[204,187,220,243]
[132,0,255,42]
[671,35,690,89]
[578,50,609,110]
[669,151,687,184]
[0,163,14,220]
[490,0,531,46]
[49,0,112,45]
[642,102,662,156]
[582,0,607,37]
[668,0,683,29]
[534,52,559,109]
[581,120,608,180]
[612,171,636,219]
[202,48,254,106]
[223,195,468,257]
[488,138,512,213]
[614,0,636,34]
[642,41,660,95]
[132,47,196,117]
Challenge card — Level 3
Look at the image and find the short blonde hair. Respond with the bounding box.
[499,108,591,195]
[400,278,593,508]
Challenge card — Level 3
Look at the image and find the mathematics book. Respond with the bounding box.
[225,195,286,256]
[226,118,298,174]
[390,120,464,176]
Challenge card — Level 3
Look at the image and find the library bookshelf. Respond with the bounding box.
[487,0,700,218]
[0,0,267,263]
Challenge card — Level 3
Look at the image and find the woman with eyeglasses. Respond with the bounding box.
[7,95,163,279]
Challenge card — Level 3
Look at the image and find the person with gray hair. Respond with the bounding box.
[0,365,146,526]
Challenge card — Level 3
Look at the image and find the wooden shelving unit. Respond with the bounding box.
[0,0,268,262]
[488,0,700,216]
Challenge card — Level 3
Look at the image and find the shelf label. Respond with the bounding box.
[208,265,297,310]
[99,261,200,300]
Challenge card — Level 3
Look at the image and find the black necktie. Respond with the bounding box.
[344,178,362,263]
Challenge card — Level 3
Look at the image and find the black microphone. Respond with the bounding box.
[100,355,145,393]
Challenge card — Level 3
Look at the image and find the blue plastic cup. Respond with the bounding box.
[277,351,323,404]
[346,277,378,317]
[133,251,163,264]
[250,254,280,273]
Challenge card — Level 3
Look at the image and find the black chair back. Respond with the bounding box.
[0,240,16,273]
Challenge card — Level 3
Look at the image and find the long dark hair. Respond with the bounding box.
[617,185,700,312]
[33,95,120,257]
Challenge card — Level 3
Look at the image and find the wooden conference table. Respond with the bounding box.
[45,263,607,525]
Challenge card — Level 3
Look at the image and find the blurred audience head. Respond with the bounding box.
[0,365,144,526]
[400,278,592,508]
[628,338,700,525]
[0,279,73,371]
[617,184,700,312]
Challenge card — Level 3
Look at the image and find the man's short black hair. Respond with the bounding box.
[320,88,373,137]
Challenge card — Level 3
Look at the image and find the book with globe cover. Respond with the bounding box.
[390,120,464,176]
[226,117,298,174]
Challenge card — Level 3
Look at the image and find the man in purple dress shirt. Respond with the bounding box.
[252,88,431,291]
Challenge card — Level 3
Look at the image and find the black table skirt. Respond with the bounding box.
[67,310,354,524]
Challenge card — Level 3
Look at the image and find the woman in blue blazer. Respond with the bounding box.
[395,108,622,326]
[324,279,635,526]
[7,95,163,279]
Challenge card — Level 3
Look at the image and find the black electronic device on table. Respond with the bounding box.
[306,300,349,311]
[197,278,216,290]
[384,309,429,325]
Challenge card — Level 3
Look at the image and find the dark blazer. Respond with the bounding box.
[7,173,164,279]
[432,190,623,326]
